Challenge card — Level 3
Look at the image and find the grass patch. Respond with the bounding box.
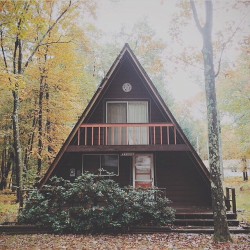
[0,191,19,224]
[224,177,250,223]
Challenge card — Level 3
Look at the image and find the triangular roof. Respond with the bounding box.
[39,43,210,187]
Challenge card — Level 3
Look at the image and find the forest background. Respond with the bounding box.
[0,0,249,190]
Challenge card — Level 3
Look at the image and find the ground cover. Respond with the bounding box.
[0,233,249,249]
[0,191,18,224]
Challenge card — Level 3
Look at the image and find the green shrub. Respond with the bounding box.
[19,173,175,233]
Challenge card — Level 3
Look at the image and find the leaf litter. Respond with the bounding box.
[0,233,249,250]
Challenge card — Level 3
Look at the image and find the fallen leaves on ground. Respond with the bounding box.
[0,233,249,250]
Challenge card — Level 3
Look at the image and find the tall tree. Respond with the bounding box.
[0,0,77,205]
[190,0,231,242]
[218,37,250,159]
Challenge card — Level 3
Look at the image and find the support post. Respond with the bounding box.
[231,188,236,214]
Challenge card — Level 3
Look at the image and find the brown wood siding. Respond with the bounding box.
[51,150,211,208]
[155,152,212,207]
[52,152,132,187]
[84,56,169,124]
[53,153,82,181]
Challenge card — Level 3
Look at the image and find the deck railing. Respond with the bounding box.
[225,187,236,214]
[78,123,177,146]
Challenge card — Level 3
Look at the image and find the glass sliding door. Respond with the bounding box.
[106,101,149,145]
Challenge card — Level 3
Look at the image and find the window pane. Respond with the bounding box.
[127,102,148,123]
[101,155,118,175]
[107,103,127,123]
[135,155,151,166]
[135,164,150,174]
[135,155,151,182]
[107,103,127,145]
[128,102,148,145]
[135,174,151,181]
[83,155,100,174]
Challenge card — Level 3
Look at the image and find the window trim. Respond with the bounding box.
[82,154,119,176]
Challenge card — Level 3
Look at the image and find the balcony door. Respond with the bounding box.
[106,101,148,145]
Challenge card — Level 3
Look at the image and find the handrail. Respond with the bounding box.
[80,123,174,128]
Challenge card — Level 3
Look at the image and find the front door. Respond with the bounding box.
[133,154,154,188]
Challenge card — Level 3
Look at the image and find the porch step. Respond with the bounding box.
[174,212,239,226]
[174,219,239,227]
[176,212,237,220]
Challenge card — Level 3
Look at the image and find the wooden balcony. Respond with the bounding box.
[66,123,190,152]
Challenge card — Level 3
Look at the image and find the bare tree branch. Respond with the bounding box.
[190,0,203,34]
[215,13,247,77]
[214,43,225,78]
[39,40,73,47]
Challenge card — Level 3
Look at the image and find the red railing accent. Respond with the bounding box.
[78,123,177,146]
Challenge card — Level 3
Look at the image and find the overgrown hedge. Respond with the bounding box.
[19,173,175,233]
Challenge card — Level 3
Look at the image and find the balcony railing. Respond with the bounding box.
[77,123,177,146]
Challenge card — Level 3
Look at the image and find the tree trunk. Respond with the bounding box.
[37,77,45,175]
[37,45,49,175]
[0,146,13,190]
[0,147,7,190]
[12,36,24,207]
[12,89,23,207]
[190,0,231,242]
[23,106,38,172]
[202,39,231,242]
[45,84,53,164]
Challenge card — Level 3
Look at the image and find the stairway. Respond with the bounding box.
[174,212,239,226]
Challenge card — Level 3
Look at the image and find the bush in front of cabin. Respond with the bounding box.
[19,173,175,233]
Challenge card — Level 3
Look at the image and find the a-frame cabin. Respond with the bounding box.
[39,44,213,212]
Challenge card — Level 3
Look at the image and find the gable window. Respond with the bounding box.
[82,154,119,176]
[106,101,149,145]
